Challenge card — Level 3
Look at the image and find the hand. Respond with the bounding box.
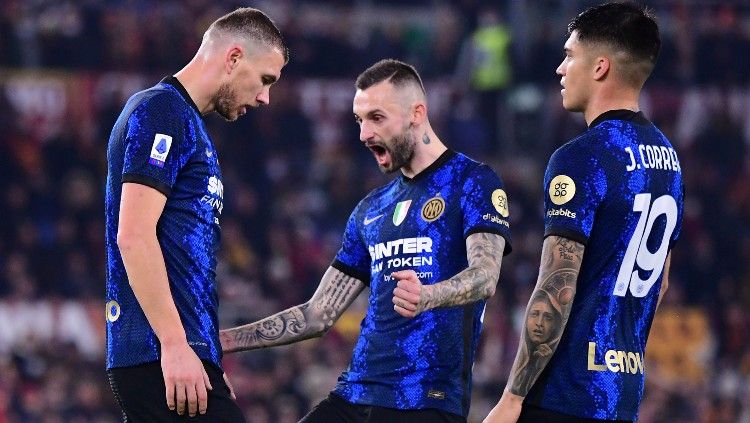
[483,391,523,423]
[223,372,237,400]
[161,341,213,416]
[392,270,428,318]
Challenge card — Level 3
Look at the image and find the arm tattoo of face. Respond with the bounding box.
[508,236,584,397]
[420,233,505,312]
[220,267,365,353]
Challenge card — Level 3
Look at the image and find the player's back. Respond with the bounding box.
[529,110,684,421]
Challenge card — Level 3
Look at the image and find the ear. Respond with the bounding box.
[411,101,428,126]
[593,56,610,81]
[224,45,244,74]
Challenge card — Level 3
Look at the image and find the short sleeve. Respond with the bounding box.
[460,164,512,255]
[332,203,371,285]
[543,144,607,244]
[121,95,191,196]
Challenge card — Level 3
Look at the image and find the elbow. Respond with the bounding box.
[302,302,332,338]
[481,268,501,300]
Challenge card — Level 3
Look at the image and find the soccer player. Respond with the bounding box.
[220,59,512,422]
[104,8,287,421]
[484,3,684,423]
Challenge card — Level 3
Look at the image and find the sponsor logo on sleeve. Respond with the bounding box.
[421,196,445,222]
[549,175,576,205]
[492,189,510,217]
[149,133,173,168]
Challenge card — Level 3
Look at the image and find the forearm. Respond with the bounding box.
[119,233,186,346]
[220,303,322,353]
[421,233,505,311]
[221,267,365,353]
[506,236,583,397]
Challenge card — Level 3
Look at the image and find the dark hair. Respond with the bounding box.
[210,7,289,63]
[355,59,426,95]
[569,2,660,85]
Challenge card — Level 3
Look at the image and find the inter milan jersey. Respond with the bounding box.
[332,150,512,417]
[105,77,224,370]
[526,110,684,421]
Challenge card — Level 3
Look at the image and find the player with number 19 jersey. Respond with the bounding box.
[525,110,684,421]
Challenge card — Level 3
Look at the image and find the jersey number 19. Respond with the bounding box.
[613,193,678,298]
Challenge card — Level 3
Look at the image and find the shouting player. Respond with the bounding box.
[485,3,683,423]
[105,8,286,421]
[220,59,512,422]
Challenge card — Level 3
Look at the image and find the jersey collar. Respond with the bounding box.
[589,109,650,129]
[402,149,456,184]
[161,76,201,115]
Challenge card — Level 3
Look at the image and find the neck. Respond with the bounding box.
[583,85,640,126]
[400,127,447,178]
[173,56,218,115]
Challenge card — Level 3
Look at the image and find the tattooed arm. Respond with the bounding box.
[392,232,505,318]
[220,267,366,353]
[483,235,584,423]
[657,251,671,309]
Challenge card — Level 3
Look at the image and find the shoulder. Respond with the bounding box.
[126,85,193,123]
[452,152,501,180]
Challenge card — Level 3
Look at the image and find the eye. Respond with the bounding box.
[372,114,384,123]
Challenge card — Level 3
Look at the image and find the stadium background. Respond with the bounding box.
[0,0,747,421]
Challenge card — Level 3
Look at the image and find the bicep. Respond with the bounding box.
[308,267,366,322]
[118,182,167,237]
[465,232,506,271]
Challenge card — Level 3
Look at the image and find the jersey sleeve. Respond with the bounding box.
[543,143,607,244]
[121,94,192,196]
[460,164,512,255]
[332,202,371,285]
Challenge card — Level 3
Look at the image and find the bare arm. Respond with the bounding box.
[220,267,366,353]
[392,232,506,317]
[117,182,211,416]
[507,235,584,397]
[657,251,671,309]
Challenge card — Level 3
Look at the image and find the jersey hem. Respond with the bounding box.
[543,227,588,246]
[122,173,172,197]
[331,260,370,286]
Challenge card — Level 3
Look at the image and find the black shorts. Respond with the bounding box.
[519,403,632,423]
[300,392,465,423]
[107,360,245,422]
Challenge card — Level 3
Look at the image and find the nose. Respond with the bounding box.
[359,122,375,142]
[256,86,270,105]
[556,61,565,76]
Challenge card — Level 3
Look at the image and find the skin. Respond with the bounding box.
[118,30,284,416]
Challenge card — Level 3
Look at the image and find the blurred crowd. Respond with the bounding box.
[0,1,749,422]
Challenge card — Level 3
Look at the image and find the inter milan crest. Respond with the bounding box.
[421,196,445,222]
[392,200,412,226]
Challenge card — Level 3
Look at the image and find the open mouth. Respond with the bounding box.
[366,143,390,167]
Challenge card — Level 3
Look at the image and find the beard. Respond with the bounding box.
[212,83,239,122]
[377,128,416,174]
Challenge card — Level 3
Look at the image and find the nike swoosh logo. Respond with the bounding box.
[363,214,384,225]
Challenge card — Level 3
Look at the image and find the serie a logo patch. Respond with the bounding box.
[149,133,173,168]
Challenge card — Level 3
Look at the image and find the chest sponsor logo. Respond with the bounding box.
[587,342,644,374]
[421,196,445,222]
[363,214,384,225]
[392,200,412,226]
[549,175,576,205]
[200,175,224,219]
[368,237,434,275]
[492,189,510,217]
[148,133,173,168]
[106,300,121,323]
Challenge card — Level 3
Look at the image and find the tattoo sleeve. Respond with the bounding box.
[419,232,505,312]
[506,235,584,397]
[220,267,365,353]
